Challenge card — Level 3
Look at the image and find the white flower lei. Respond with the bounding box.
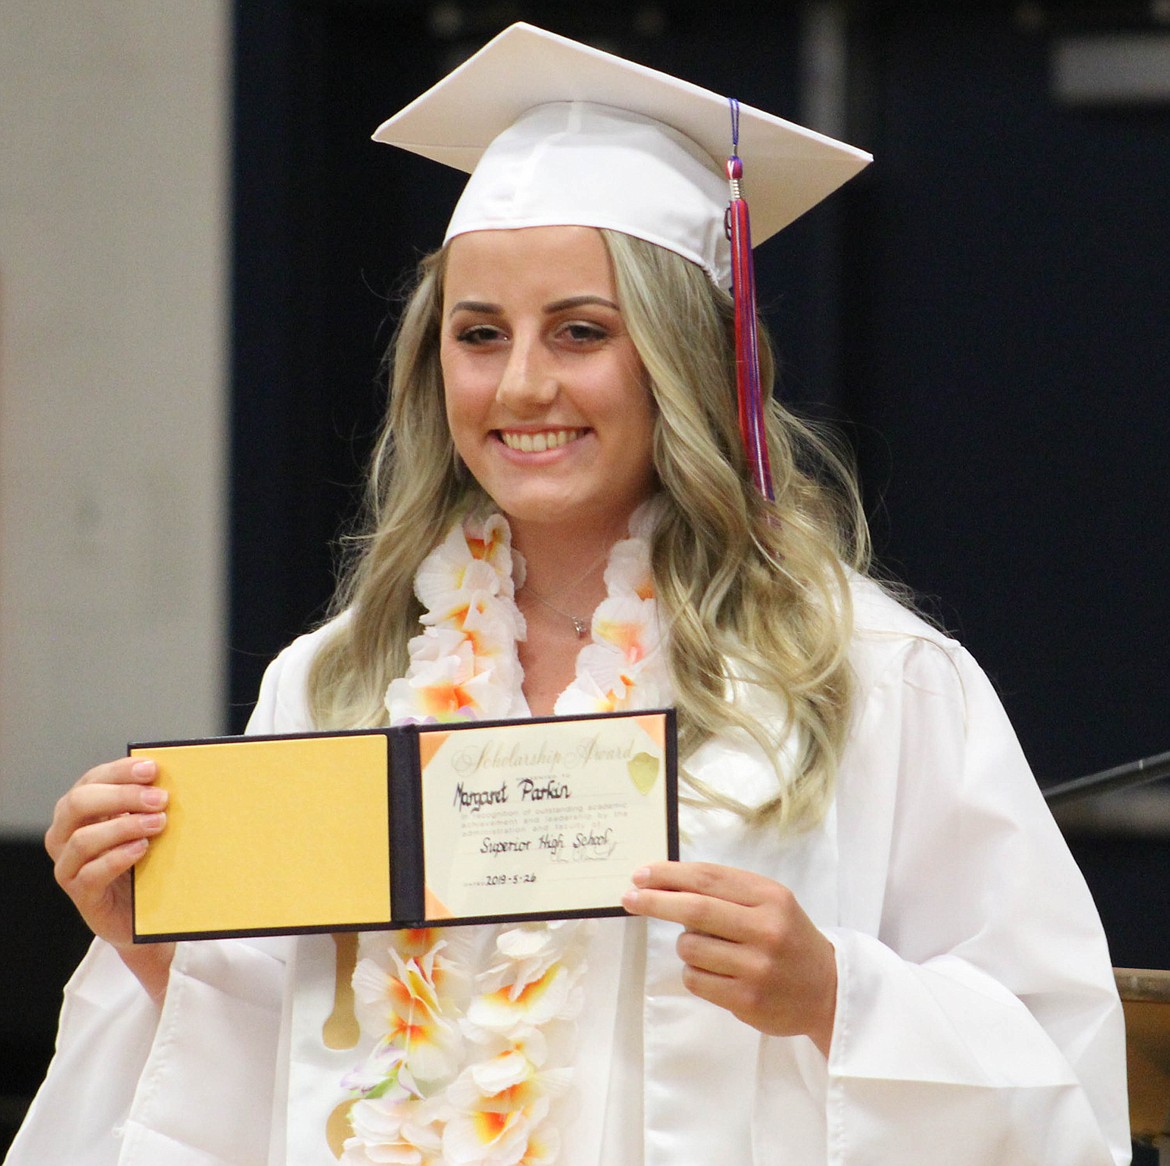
[337,501,668,1165]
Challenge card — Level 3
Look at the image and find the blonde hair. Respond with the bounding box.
[309,230,869,830]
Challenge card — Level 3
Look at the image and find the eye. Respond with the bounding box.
[454,323,506,346]
[558,321,609,344]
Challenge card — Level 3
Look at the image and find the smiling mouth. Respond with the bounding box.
[498,428,584,453]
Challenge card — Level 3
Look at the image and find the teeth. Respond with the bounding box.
[501,428,582,452]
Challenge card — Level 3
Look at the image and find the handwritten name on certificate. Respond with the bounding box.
[418,711,675,921]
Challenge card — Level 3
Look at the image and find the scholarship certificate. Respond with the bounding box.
[131,709,677,941]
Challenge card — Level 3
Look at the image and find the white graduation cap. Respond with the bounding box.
[372,22,871,290]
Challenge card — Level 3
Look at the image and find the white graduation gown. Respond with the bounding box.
[6,580,1131,1165]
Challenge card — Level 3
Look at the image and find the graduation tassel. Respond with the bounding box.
[726,98,774,501]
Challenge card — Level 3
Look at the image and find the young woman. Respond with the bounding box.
[11,24,1129,1166]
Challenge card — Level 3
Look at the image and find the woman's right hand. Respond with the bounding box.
[45,756,175,999]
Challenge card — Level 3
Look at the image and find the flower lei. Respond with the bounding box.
[336,502,667,1165]
[384,499,668,723]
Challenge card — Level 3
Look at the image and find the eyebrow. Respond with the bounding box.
[446,295,620,318]
[546,295,620,313]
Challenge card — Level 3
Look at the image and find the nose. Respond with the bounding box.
[495,333,557,414]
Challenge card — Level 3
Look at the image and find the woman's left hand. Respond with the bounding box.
[622,861,837,1057]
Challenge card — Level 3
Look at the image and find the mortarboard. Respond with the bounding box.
[373,22,872,497]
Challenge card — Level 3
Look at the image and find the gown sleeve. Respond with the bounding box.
[4,627,335,1166]
[756,626,1131,1165]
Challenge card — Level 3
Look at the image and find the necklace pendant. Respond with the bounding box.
[571,616,589,638]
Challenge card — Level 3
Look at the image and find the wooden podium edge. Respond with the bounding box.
[1116,968,1170,1146]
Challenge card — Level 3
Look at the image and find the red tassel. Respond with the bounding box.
[726,104,773,501]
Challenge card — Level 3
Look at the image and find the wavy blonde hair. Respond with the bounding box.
[308,229,869,830]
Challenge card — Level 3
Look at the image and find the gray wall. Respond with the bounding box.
[0,1,230,836]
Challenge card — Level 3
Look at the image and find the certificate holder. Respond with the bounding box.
[131,708,677,942]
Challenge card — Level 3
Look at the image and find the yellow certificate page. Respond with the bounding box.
[132,733,392,939]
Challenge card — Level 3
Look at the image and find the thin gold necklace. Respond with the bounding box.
[520,545,611,638]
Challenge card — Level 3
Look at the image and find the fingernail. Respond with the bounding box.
[621,888,639,909]
[142,813,167,833]
[631,866,650,885]
[131,759,157,779]
[142,786,168,809]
